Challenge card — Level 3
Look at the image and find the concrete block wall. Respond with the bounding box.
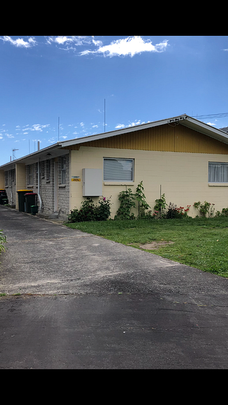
[57,154,69,218]
[25,154,69,218]
[4,169,16,207]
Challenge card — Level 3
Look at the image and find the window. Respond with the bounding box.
[35,163,38,186]
[46,160,50,181]
[41,161,45,179]
[208,162,228,183]
[10,169,15,184]
[104,158,134,182]
[28,165,33,185]
[5,171,8,187]
[60,156,66,184]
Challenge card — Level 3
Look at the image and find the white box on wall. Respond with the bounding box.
[82,168,102,196]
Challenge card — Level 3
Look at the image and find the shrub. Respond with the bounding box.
[166,203,191,219]
[115,188,136,220]
[193,201,215,217]
[153,193,167,218]
[135,181,151,218]
[95,197,112,221]
[68,197,111,223]
[221,208,228,217]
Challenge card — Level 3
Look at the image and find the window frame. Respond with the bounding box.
[208,161,228,184]
[60,156,66,185]
[27,164,34,186]
[103,157,135,183]
[46,160,51,182]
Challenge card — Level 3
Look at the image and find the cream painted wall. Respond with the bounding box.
[69,147,228,218]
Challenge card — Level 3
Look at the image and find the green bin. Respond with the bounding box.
[24,193,37,213]
[31,205,38,215]
[17,190,31,212]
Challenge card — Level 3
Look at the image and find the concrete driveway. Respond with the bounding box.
[0,205,228,368]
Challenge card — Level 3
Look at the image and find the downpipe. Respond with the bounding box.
[37,160,42,211]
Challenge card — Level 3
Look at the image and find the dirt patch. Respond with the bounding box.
[139,241,174,250]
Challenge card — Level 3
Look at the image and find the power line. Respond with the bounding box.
[192,112,228,120]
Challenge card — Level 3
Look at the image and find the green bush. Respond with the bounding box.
[135,181,151,217]
[68,197,111,223]
[221,208,228,217]
[193,201,215,217]
[114,188,136,220]
[153,193,167,218]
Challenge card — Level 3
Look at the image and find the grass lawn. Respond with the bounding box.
[65,217,228,278]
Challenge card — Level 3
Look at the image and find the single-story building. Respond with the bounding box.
[1,114,228,219]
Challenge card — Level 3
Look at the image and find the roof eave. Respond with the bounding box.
[181,116,228,145]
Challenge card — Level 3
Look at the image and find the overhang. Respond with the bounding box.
[1,114,228,171]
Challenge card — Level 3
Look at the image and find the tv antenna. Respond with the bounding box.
[12,148,19,160]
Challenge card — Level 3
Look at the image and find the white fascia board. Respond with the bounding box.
[181,116,228,145]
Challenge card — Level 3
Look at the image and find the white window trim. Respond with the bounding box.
[208,161,228,184]
[103,157,135,183]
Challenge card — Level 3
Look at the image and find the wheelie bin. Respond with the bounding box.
[17,190,31,212]
[24,193,37,213]
[0,190,8,205]
[30,205,38,215]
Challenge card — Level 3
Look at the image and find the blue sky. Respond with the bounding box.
[1,35,228,165]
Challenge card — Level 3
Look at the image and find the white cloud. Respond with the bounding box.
[92,124,98,128]
[55,36,74,45]
[80,122,84,127]
[0,36,37,48]
[73,131,78,135]
[46,36,91,51]
[23,123,50,132]
[81,36,169,58]
[207,122,216,126]
[92,36,103,47]
[6,133,14,138]
[128,120,142,127]
[115,124,125,129]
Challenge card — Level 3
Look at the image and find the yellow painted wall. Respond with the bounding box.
[0,170,4,189]
[15,164,26,209]
[69,146,228,218]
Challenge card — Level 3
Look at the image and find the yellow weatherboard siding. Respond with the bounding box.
[66,124,228,154]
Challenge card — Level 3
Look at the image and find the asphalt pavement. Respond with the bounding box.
[0,205,228,369]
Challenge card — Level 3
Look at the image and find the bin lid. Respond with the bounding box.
[24,193,37,196]
[17,189,31,192]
